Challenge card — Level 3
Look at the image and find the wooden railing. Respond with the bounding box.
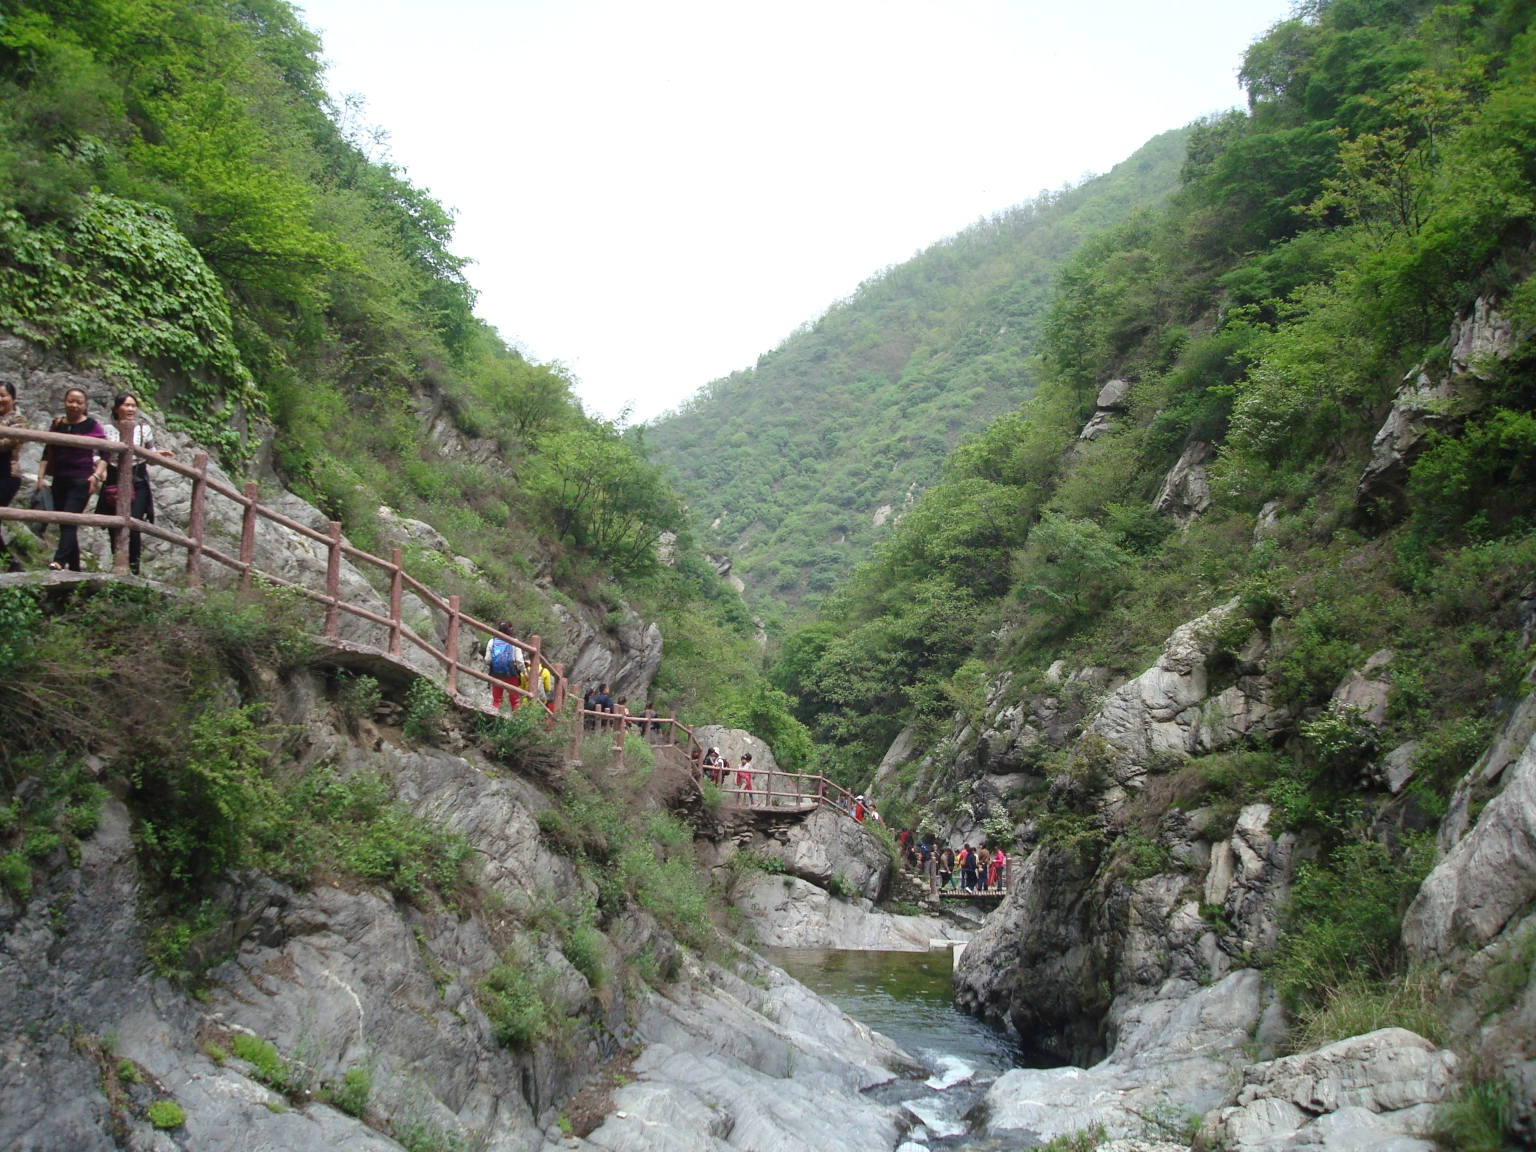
[567,701,859,817]
[0,422,562,710]
[1,422,861,819]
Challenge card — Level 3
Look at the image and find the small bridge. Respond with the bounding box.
[3,422,862,819]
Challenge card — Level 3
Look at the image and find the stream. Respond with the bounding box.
[762,947,1031,1151]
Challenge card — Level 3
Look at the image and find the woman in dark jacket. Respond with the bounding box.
[37,387,107,571]
[0,383,24,571]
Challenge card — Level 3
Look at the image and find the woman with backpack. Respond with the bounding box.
[485,623,525,712]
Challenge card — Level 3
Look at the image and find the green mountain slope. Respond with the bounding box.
[646,128,1189,617]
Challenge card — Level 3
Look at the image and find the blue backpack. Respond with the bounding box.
[488,638,518,677]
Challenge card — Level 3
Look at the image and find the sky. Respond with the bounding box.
[299,0,1295,422]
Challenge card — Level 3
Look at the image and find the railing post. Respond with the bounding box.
[186,452,208,589]
[388,548,403,657]
[446,594,460,696]
[667,711,676,746]
[766,770,774,809]
[529,634,542,712]
[551,661,565,713]
[568,684,583,763]
[238,481,259,591]
[324,521,342,638]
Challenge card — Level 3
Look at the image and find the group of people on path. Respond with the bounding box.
[0,386,173,575]
[701,747,760,805]
[483,626,555,714]
[896,829,1009,894]
[580,686,662,739]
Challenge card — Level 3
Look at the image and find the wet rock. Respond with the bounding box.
[1198,1028,1456,1152]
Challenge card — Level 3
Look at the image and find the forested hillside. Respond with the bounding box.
[0,0,791,731]
[646,128,1188,619]
[769,0,1536,1095]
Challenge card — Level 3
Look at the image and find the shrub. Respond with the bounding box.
[403,679,451,740]
[1038,1124,1106,1152]
[564,924,607,989]
[327,1066,371,1118]
[825,872,858,899]
[477,709,560,777]
[700,780,724,811]
[147,1100,186,1130]
[230,1033,289,1090]
[336,673,382,721]
[1437,1076,1513,1152]
[479,956,557,1048]
[1289,973,1443,1052]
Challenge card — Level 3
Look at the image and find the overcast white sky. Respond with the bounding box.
[298,0,1294,421]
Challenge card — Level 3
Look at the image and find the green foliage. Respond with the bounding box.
[326,1064,373,1117]
[475,709,561,778]
[1273,837,1436,1022]
[146,1101,185,1130]
[0,194,261,460]
[650,128,1190,610]
[336,673,381,721]
[479,954,559,1049]
[0,585,42,668]
[824,872,858,899]
[1437,1076,1514,1152]
[1038,1124,1106,1152]
[229,1033,291,1092]
[403,679,450,741]
[115,1058,140,1085]
[1290,973,1443,1053]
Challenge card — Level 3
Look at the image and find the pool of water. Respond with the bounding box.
[762,947,1031,1149]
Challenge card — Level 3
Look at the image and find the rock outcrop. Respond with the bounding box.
[1153,441,1214,523]
[733,874,967,951]
[979,969,1268,1141]
[1198,1029,1457,1152]
[1354,295,1511,527]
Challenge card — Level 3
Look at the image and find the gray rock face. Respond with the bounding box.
[1403,707,1536,965]
[1088,599,1287,788]
[979,970,1266,1141]
[1330,651,1394,726]
[555,954,920,1152]
[554,603,663,704]
[734,874,967,951]
[1354,295,1509,527]
[1153,441,1214,523]
[750,807,893,901]
[689,727,777,774]
[1199,1029,1457,1152]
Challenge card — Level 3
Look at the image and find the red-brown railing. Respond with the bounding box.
[565,701,858,817]
[0,423,561,710]
[1,422,861,818]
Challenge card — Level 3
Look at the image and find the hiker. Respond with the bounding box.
[98,394,172,575]
[537,661,555,714]
[582,688,598,730]
[977,846,992,890]
[989,845,1007,891]
[736,752,756,807]
[0,383,24,572]
[641,701,659,740]
[593,683,614,729]
[938,847,954,891]
[701,746,722,784]
[485,623,525,711]
[853,794,866,822]
[960,844,978,891]
[924,843,939,897]
[37,387,108,572]
[615,695,629,734]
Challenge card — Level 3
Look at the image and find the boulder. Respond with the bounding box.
[1154,441,1214,523]
[979,970,1267,1141]
[690,726,778,774]
[1331,650,1393,725]
[753,806,893,900]
[733,874,967,950]
[1097,379,1132,409]
[1198,1028,1457,1152]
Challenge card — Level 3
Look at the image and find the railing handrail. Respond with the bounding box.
[1,423,558,706]
[5,423,863,818]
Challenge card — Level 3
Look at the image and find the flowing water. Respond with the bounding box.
[762,947,1031,1150]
